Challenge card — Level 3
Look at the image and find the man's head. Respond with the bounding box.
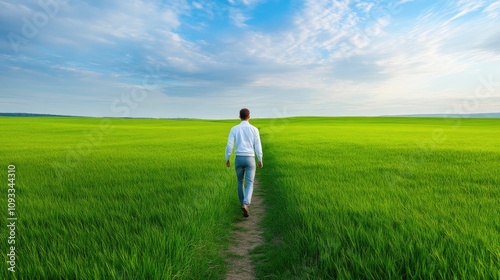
[239,108,250,120]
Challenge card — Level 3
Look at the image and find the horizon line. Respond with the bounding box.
[1,112,500,120]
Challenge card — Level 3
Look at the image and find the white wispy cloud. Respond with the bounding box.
[229,7,250,28]
[446,0,488,23]
[239,0,356,65]
[484,1,500,17]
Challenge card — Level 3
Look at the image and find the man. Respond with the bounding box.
[225,108,263,217]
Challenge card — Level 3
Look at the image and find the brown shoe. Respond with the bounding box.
[241,205,249,217]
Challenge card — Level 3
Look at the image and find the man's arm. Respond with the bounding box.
[254,128,263,168]
[225,128,235,167]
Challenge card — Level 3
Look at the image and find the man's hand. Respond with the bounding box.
[226,160,230,168]
[258,161,263,169]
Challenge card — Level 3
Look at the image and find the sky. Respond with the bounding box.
[0,0,499,119]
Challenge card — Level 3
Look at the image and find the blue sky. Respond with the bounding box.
[1,0,499,119]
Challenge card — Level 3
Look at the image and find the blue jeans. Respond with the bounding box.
[235,156,256,206]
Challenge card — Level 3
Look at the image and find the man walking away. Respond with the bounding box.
[225,108,263,217]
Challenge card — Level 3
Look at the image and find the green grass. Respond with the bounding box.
[1,116,499,279]
[254,117,500,279]
[0,117,240,279]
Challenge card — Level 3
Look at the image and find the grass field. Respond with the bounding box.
[1,116,499,279]
[254,117,500,279]
[1,117,240,279]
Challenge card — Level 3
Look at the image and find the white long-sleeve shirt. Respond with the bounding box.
[225,120,263,161]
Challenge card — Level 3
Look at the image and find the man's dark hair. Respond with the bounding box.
[240,108,250,120]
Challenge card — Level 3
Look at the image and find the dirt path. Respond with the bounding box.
[225,179,265,280]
